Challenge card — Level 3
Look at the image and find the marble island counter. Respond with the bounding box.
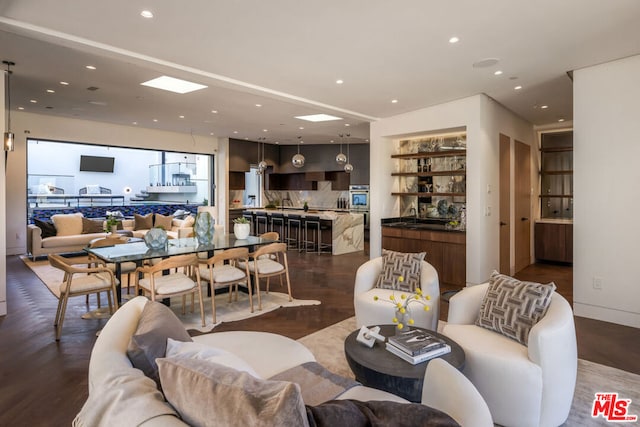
[245,208,364,255]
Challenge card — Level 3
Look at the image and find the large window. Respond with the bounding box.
[27,139,214,215]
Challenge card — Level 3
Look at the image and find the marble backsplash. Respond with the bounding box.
[229,181,349,209]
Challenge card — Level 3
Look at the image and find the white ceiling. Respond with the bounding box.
[1,0,639,145]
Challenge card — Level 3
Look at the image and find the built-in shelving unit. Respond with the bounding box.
[539,131,573,219]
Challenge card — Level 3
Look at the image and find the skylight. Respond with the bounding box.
[141,76,208,94]
[295,114,343,122]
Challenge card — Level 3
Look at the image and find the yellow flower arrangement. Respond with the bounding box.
[373,276,431,329]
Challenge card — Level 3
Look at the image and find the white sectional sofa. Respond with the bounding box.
[28,213,194,260]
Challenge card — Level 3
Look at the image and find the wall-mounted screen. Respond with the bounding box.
[79,155,115,173]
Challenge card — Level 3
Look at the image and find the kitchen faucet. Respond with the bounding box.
[281,196,293,209]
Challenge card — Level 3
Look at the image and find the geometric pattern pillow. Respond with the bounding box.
[475,271,557,345]
[375,249,425,292]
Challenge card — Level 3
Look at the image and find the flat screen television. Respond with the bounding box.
[79,155,115,173]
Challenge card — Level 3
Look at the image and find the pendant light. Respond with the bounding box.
[3,60,15,152]
[335,133,347,165]
[256,137,267,175]
[344,133,353,173]
[292,136,305,168]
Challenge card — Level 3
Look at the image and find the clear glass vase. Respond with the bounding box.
[194,212,215,244]
[395,309,410,333]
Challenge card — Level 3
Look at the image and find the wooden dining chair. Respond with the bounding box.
[134,254,206,327]
[199,247,251,322]
[246,242,292,311]
[86,236,137,307]
[48,254,119,341]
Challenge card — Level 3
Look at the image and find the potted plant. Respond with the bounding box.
[303,201,309,212]
[233,217,250,240]
[104,211,121,234]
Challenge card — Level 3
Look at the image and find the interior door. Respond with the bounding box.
[514,140,531,273]
[499,134,511,274]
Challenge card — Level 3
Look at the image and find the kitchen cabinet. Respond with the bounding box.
[534,222,573,263]
[539,131,573,219]
[326,171,350,190]
[267,172,317,191]
[229,172,246,190]
[382,226,466,288]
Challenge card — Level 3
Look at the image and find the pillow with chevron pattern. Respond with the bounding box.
[476,271,556,345]
[375,249,425,292]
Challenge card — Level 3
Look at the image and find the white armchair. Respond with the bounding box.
[442,283,577,427]
[354,257,440,331]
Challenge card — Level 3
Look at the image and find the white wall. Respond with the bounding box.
[370,94,533,285]
[573,54,640,327]
[5,111,219,255]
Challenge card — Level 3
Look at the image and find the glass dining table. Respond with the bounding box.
[84,234,276,303]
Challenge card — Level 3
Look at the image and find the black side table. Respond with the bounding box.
[344,325,465,402]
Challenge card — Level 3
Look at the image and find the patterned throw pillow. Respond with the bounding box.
[375,249,425,292]
[475,271,557,345]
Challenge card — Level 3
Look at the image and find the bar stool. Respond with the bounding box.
[303,215,321,253]
[318,219,332,254]
[286,214,302,251]
[242,211,255,235]
[255,212,269,235]
[270,212,286,242]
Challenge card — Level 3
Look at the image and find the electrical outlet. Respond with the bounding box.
[485,206,492,216]
[593,276,603,290]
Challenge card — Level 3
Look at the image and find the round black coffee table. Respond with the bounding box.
[344,325,465,402]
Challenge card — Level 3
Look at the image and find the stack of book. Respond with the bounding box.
[385,329,451,365]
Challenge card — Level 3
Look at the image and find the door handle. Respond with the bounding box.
[500,221,507,226]
[521,217,529,221]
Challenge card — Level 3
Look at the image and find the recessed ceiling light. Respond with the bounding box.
[336,79,344,85]
[46,89,55,93]
[275,141,280,144]
[233,131,238,134]
[210,132,214,135]
[298,126,304,130]
[245,137,249,140]
[514,85,523,90]
[558,118,565,122]
[300,140,304,144]
[295,114,343,122]
[132,121,138,125]
[179,115,185,119]
[255,104,262,107]
[141,76,207,94]
[391,99,398,103]
[140,10,153,18]
[263,129,268,132]
[30,99,37,103]
[86,65,96,70]
[494,70,503,76]
[330,140,335,143]
[153,119,158,122]
[18,106,24,110]
[59,81,69,86]
[345,123,350,127]
[449,36,460,44]
[211,110,218,114]
[541,105,549,109]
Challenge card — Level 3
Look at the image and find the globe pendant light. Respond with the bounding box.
[257,137,267,174]
[336,133,347,165]
[292,136,305,168]
[344,133,353,173]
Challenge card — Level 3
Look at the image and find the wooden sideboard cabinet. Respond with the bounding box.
[534,222,573,263]
[381,226,466,288]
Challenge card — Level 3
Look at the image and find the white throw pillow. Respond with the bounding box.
[165,338,260,378]
[86,184,100,194]
[51,212,84,236]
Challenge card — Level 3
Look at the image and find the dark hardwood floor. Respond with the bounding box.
[1,252,638,425]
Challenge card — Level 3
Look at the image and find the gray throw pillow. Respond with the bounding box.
[475,271,556,345]
[375,249,425,292]
[157,358,308,427]
[126,301,192,387]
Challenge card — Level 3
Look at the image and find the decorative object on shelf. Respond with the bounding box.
[373,279,431,330]
[437,199,449,217]
[344,133,353,173]
[144,227,168,249]
[356,325,386,348]
[194,211,215,244]
[292,136,305,168]
[233,217,250,240]
[336,133,347,165]
[3,60,16,154]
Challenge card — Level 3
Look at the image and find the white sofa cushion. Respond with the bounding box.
[52,212,84,236]
[165,338,259,378]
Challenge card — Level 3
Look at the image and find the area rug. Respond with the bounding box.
[22,255,320,333]
[298,317,640,427]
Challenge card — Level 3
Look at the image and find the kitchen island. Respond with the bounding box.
[246,208,364,255]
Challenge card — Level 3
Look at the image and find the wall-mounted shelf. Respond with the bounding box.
[391,149,466,159]
[392,171,466,177]
[392,192,465,197]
